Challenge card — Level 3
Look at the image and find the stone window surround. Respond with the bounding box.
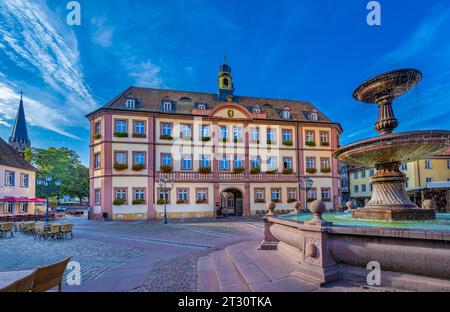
[114,187,128,204]
[196,188,209,203]
[177,188,190,204]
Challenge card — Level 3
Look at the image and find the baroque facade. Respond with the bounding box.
[87,61,342,221]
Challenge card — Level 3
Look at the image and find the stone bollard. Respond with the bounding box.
[309,200,331,226]
[346,200,354,211]
[266,201,276,216]
[291,201,301,214]
[422,199,433,209]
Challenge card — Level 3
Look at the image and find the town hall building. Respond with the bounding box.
[87,60,343,220]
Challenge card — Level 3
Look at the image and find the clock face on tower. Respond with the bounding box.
[228,110,234,118]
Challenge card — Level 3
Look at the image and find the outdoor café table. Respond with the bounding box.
[0,270,35,290]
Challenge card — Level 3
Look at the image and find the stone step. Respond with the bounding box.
[197,255,220,292]
[210,250,250,292]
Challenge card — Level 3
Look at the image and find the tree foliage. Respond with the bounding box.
[28,147,89,202]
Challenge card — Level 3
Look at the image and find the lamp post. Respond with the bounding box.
[158,173,175,224]
[304,176,314,212]
[37,176,61,223]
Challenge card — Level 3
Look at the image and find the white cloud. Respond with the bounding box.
[91,16,114,48]
[125,59,164,88]
[0,0,97,114]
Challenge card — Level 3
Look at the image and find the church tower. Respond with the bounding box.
[218,52,234,101]
[9,91,31,155]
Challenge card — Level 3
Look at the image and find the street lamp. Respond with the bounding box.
[304,176,314,212]
[37,176,61,223]
[158,173,175,224]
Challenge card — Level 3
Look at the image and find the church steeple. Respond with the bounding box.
[9,91,31,155]
[218,51,234,101]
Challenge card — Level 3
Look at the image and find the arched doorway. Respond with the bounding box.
[220,189,243,217]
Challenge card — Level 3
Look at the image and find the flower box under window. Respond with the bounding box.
[93,133,101,140]
[177,199,188,204]
[233,167,245,174]
[113,198,125,206]
[255,199,266,204]
[283,168,294,174]
[250,167,261,174]
[133,133,147,138]
[282,140,293,146]
[114,164,128,171]
[132,199,146,205]
[321,167,331,173]
[160,165,173,173]
[267,139,273,145]
[201,137,211,142]
[160,135,173,140]
[320,141,330,146]
[287,198,297,203]
[196,199,208,204]
[114,132,128,138]
[306,168,317,174]
[199,167,212,174]
[132,164,145,171]
[306,141,316,147]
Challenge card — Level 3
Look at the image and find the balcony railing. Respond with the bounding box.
[155,171,297,182]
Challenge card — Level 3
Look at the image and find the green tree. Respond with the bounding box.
[28,147,89,203]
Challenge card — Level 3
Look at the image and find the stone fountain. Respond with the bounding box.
[333,69,450,221]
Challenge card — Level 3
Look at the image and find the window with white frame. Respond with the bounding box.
[134,152,145,165]
[271,189,281,201]
[253,106,261,114]
[4,202,13,214]
[95,189,101,204]
[283,158,292,169]
[181,124,192,139]
[163,101,172,111]
[125,99,135,109]
[307,189,316,200]
[306,131,314,143]
[267,157,277,170]
[115,189,127,200]
[116,120,127,133]
[5,171,15,186]
[233,127,242,141]
[20,202,28,213]
[177,189,189,202]
[201,125,210,138]
[197,103,206,110]
[115,152,127,165]
[320,132,329,144]
[251,158,260,169]
[255,189,265,201]
[321,188,330,200]
[310,111,318,121]
[159,189,169,201]
[306,158,315,169]
[234,157,243,169]
[282,130,291,142]
[134,121,145,135]
[287,188,297,200]
[95,122,101,135]
[161,123,172,136]
[134,189,145,200]
[282,110,290,119]
[361,170,366,178]
[181,155,193,170]
[197,189,207,202]
[267,129,276,142]
[251,128,259,142]
[20,174,29,188]
[220,156,229,171]
[400,163,408,171]
[95,153,101,169]
[220,126,228,140]
[161,154,172,166]
[425,160,432,169]
[320,159,330,169]
[200,155,210,168]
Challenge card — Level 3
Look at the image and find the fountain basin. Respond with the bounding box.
[260,214,450,290]
[333,130,450,167]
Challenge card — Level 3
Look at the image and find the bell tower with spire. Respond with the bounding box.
[218,51,234,101]
[9,91,31,156]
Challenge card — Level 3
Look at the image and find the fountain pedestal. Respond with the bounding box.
[352,162,436,221]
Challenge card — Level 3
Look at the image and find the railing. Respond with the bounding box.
[155,172,297,182]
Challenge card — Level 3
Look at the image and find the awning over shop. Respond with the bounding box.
[0,198,46,203]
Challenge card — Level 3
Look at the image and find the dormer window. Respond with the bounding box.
[253,106,261,114]
[310,110,318,121]
[125,99,135,109]
[163,101,172,112]
[282,110,290,119]
[197,103,206,110]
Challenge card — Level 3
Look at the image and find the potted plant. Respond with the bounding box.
[250,167,261,174]
[132,199,146,205]
[282,168,294,174]
[93,133,101,140]
[201,136,211,142]
[321,167,331,173]
[199,167,212,174]
[113,198,125,206]
[306,167,317,174]
[160,134,173,140]
[160,165,173,173]
[114,132,128,138]
[233,167,245,174]
[306,141,316,147]
[196,199,208,204]
[132,164,145,171]
[177,199,188,204]
[282,140,293,146]
[133,133,147,138]
[114,163,128,171]
[320,141,330,146]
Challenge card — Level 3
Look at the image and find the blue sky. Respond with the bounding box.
[1,0,450,166]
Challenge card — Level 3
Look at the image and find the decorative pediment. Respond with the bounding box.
[209,103,253,120]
